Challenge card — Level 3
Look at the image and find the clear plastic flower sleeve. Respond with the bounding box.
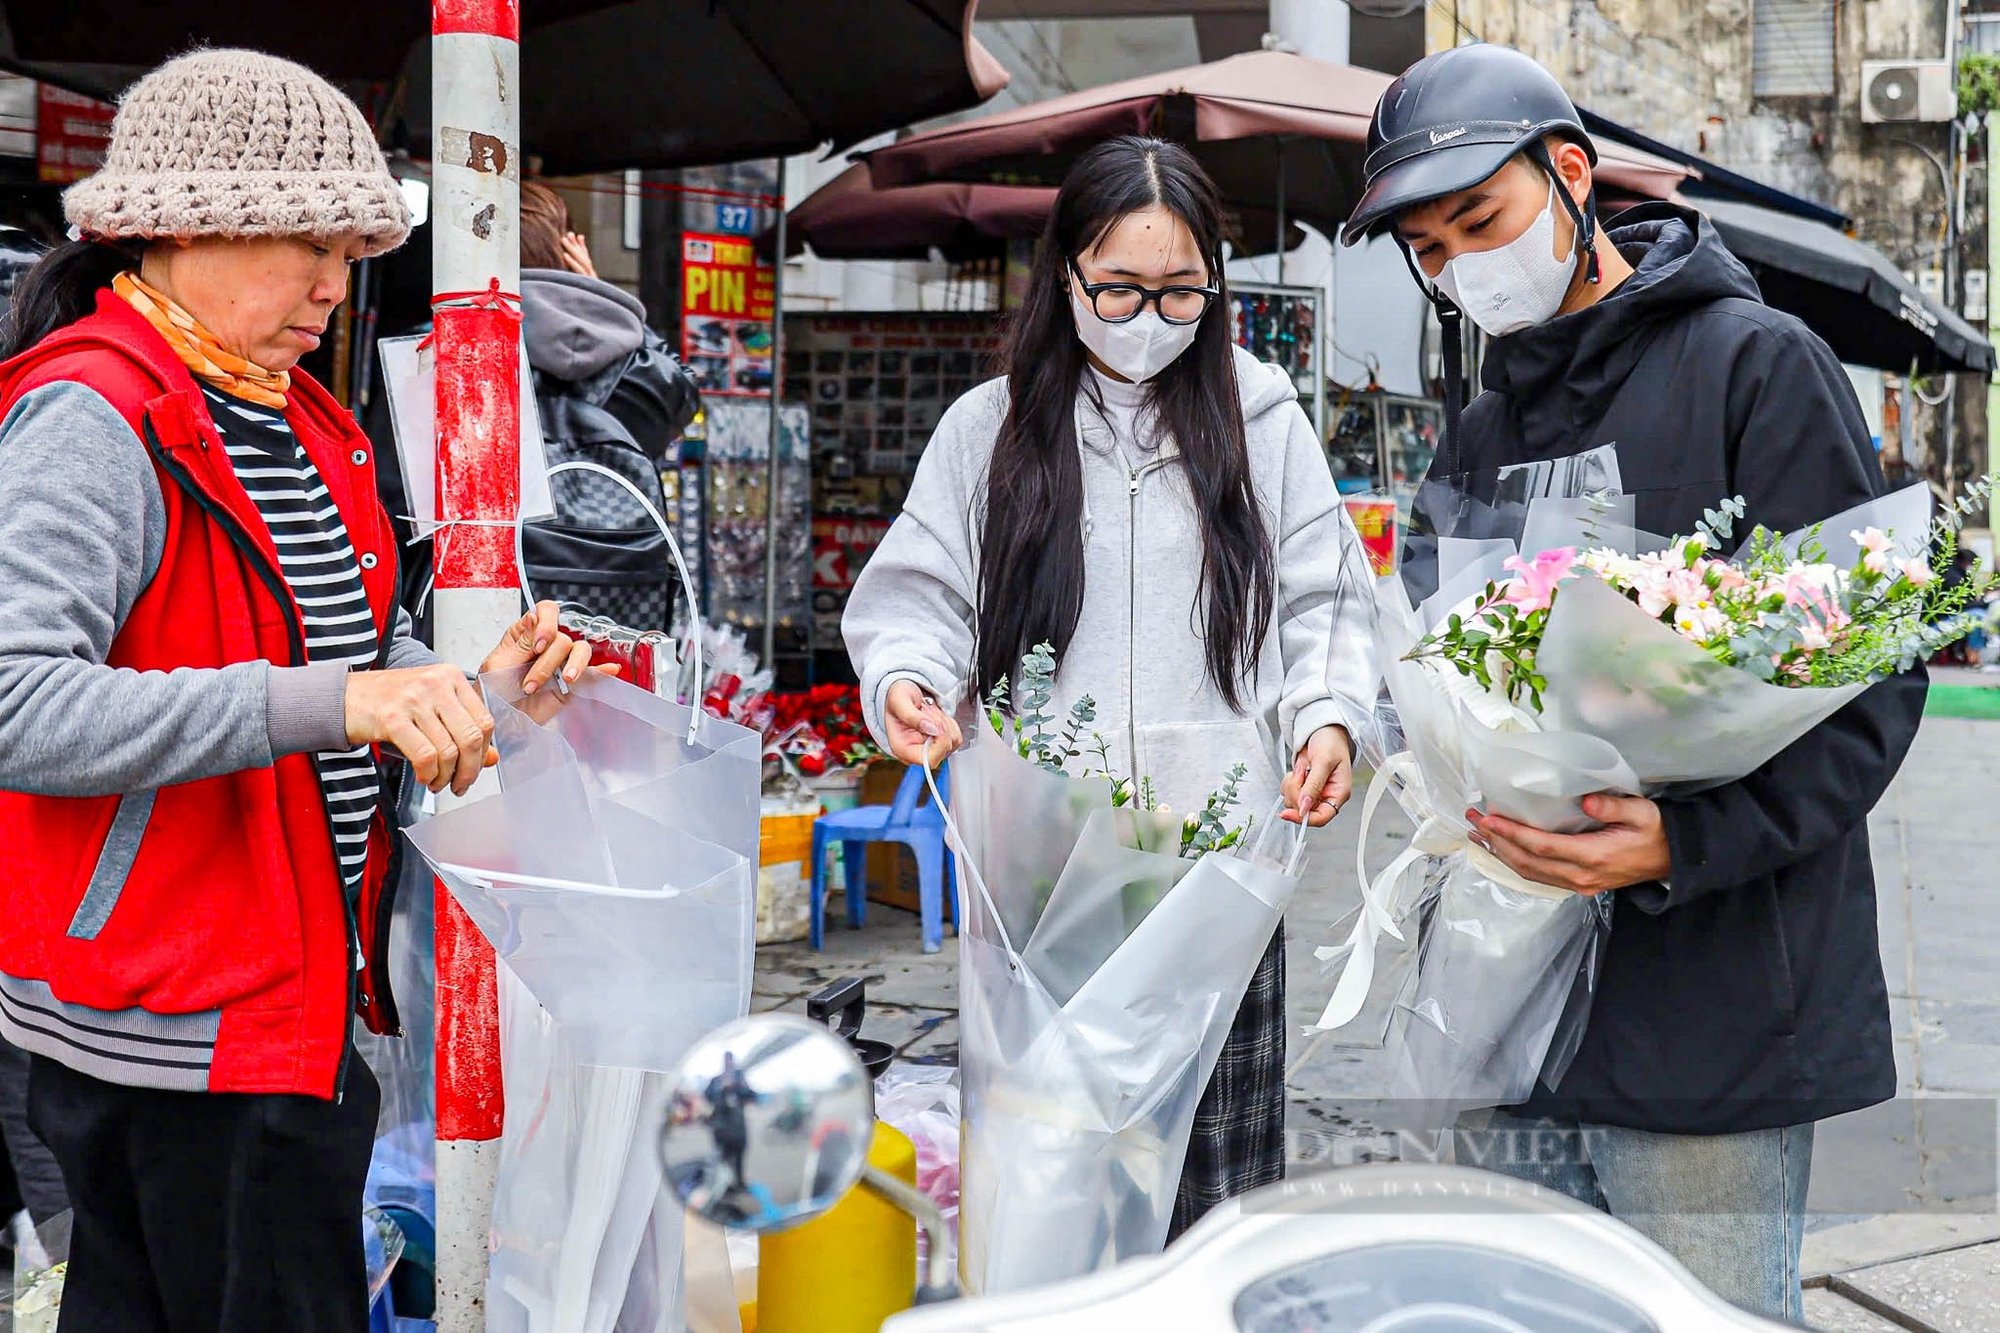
[940,739,1302,1295]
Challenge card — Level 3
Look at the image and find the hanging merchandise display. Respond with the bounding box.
[1229,280,1325,440]
[784,312,1002,661]
[696,397,812,642]
[786,313,1001,477]
[1326,391,1446,523]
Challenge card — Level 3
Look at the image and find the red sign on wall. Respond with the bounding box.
[36,85,114,185]
[681,231,776,399]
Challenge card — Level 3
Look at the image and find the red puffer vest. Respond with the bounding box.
[0,293,404,1099]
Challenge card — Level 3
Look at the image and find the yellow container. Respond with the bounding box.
[760,811,819,868]
[756,1120,918,1333]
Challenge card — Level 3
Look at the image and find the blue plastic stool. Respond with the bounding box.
[810,762,957,953]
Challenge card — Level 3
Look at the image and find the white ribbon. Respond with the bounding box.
[1311,750,1565,1032]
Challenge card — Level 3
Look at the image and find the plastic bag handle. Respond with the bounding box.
[518,460,703,744]
[920,740,1021,960]
[1245,800,1310,878]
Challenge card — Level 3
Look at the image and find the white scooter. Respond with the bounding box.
[661,1014,1795,1333]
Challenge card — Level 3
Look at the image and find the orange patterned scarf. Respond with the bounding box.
[112,271,291,409]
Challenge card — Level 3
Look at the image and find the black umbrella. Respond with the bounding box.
[1689,196,1995,377]
[0,1,1008,174]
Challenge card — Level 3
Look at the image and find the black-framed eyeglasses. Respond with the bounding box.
[1069,259,1218,326]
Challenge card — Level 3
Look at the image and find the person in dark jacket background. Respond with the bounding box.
[519,181,700,631]
[1346,45,1926,1322]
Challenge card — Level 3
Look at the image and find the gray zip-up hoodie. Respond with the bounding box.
[844,346,1378,816]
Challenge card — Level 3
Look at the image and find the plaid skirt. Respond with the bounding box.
[1170,921,1286,1238]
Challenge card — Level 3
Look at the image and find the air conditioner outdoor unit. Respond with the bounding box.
[1861,60,1956,124]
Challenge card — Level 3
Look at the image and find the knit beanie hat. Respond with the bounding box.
[64,49,411,255]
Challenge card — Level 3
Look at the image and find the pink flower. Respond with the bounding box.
[1899,558,1934,588]
[1500,546,1580,614]
[1705,561,1751,595]
[1851,527,1894,576]
[1778,566,1842,616]
[1663,568,1712,612]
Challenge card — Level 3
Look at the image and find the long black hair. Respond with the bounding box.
[0,238,143,359]
[977,136,1273,711]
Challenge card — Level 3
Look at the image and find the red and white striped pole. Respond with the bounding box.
[431,3,521,1329]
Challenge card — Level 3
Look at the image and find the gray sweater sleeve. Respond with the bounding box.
[0,381,374,797]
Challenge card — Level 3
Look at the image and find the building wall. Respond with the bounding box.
[1429,0,1986,494]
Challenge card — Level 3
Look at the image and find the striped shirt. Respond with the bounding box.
[206,387,380,902]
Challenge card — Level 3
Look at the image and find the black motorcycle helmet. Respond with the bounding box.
[1343,45,1602,471]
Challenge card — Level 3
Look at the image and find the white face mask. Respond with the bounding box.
[1069,286,1202,382]
[1432,178,1580,337]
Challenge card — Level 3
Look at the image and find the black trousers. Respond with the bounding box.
[0,1035,68,1224]
[27,1050,380,1333]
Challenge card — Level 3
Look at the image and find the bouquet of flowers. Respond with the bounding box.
[1410,494,1994,712]
[946,647,1302,1295]
[1310,453,1990,1122]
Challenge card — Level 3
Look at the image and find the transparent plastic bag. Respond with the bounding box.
[487,967,685,1333]
[1385,870,1610,1115]
[874,1063,961,1272]
[11,1210,68,1333]
[364,1206,408,1310]
[407,666,761,1072]
[941,741,1303,1295]
[407,665,761,1333]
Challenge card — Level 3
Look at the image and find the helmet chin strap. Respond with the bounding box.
[1528,139,1600,286]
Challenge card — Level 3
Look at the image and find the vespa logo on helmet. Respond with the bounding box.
[1428,126,1469,146]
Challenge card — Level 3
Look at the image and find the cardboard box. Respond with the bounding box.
[756,809,818,944]
[859,761,923,912]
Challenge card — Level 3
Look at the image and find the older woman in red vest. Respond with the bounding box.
[0,49,588,1331]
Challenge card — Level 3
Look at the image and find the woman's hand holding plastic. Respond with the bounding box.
[1283,724,1353,827]
[343,664,497,797]
[478,601,594,698]
[885,679,962,768]
[344,602,595,796]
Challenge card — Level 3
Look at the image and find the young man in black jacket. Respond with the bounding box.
[1346,44,1927,1322]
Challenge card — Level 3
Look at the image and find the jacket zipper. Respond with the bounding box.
[145,421,365,1103]
[1121,455,1174,784]
[1127,465,1141,774]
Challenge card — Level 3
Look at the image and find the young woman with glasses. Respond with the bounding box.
[844,135,1379,1231]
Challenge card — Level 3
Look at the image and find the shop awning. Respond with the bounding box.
[762,162,1306,262]
[1689,196,1995,377]
[862,49,1688,245]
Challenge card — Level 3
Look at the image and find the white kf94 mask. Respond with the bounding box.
[1070,287,1202,382]
[1432,178,1581,337]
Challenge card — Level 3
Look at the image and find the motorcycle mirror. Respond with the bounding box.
[660,1013,874,1234]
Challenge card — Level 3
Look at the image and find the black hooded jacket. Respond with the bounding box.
[1448,203,1927,1135]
